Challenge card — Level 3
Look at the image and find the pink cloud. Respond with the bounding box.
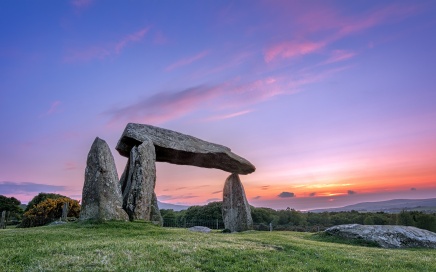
[203,110,253,122]
[115,27,150,53]
[264,40,326,63]
[39,101,61,118]
[153,30,168,45]
[64,161,78,171]
[71,0,93,8]
[106,85,225,125]
[263,3,421,63]
[165,50,210,71]
[322,50,356,65]
[64,27,150,63]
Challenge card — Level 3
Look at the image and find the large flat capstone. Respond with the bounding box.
[116,123,255,174]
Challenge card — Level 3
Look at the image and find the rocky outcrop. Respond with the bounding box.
[80,137,128,221]
[116,123,255,174]
[222,174,253,232]
[325,224,436,248]
[120,138,157,221]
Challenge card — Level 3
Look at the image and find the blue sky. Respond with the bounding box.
[1,0,436,210]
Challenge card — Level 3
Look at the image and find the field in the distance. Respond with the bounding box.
[1,221,435,271]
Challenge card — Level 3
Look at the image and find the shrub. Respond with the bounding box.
[18,197,80,228]
[25,193,65,212]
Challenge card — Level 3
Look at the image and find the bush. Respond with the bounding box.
[18,197,80,228]
[25,193,65,212]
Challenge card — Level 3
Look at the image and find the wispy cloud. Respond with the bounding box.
[278,192,295,198]
[347,190,357,195]
[106,85,224,125]
[0,181,66,195]
[165,50,210,71]
[253,196,261,200]
[264,3,420,63]
[64,161,78,171]
[71,0,93,9]
[158,194,199,201]
[211,190,222,195]
[410,187,417,191]
[64,27,150,63]
[203,110,253,122]
[206,198,221,203]
[264,40,326,63]
[39,101,61,118]
[309,192,316,197]
[322,50,356,65]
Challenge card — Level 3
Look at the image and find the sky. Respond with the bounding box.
[1,0,436,211]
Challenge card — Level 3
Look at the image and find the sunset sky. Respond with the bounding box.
[1,0,436,210]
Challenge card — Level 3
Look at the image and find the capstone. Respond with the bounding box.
[116,123,255,174]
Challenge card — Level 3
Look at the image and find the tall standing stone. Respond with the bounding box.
[222,173,253,232]
[121,137,157,221]
[0,211,5,229]
[80,137,128,221]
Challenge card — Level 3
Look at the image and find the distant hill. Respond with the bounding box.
[157,201,190,211]
[310,198,436,213]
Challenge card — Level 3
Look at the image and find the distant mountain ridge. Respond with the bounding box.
[310,198,436,213]
[157,201,190,211]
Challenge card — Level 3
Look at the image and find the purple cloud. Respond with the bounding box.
[278,192,295,198]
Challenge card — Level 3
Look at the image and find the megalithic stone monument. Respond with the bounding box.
[222,173,253,232]
[80,123,255,229]
[80,137,128,221]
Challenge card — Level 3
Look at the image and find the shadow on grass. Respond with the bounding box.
[309,232,380,248]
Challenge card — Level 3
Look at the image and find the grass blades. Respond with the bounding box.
[1,221,435,271]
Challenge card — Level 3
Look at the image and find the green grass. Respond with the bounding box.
[1,221,435,271]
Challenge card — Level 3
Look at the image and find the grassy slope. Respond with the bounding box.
[0,221,435,272]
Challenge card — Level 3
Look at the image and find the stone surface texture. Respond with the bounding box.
[222,174,253,232]
[188,226,212,233]
[80,137,128,221]
[325,224,436,248]
[150,192,163,226]
[116,123,255,174]
[120,138,157,221]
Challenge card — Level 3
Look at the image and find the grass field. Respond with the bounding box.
[1,221,435,271]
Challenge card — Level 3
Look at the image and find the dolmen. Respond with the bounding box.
[325,224,436,248]
[81,123,255,231]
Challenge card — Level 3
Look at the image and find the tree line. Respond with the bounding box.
[1,194,435,232]
[161,201,436,232]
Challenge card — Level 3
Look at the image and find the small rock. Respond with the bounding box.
[189,226,212,233]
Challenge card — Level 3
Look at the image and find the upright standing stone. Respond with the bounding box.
[222,173,253,232]
[0,211,5,229]
[61,202,69,221]
[80,137,128,221]
[121,137,157,221]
